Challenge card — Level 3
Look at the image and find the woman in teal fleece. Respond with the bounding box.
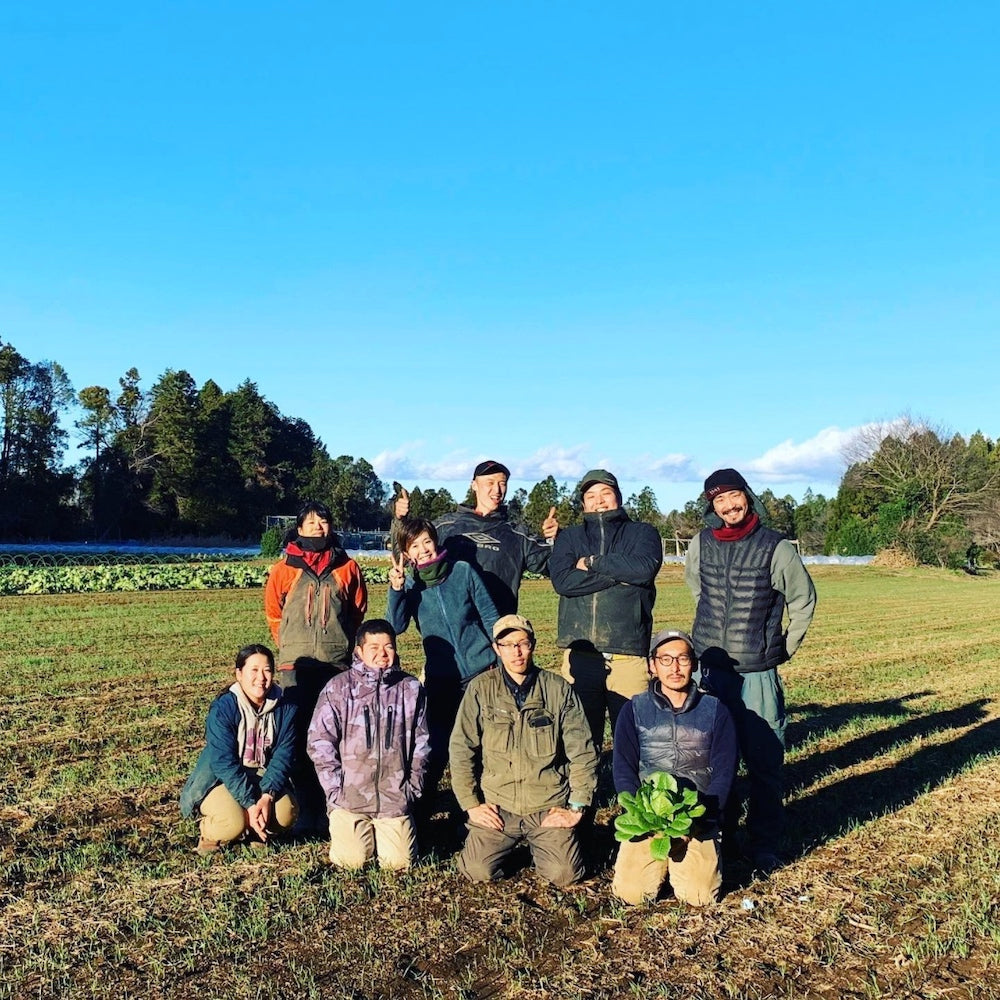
[387,517,499,801]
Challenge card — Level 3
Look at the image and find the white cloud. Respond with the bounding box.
[509,445,592,481]
[742,423,891,483]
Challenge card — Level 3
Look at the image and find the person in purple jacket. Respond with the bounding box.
[307,619,430,870]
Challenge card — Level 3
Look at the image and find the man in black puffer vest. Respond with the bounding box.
[685,469,816,873]
[611,628,737,906]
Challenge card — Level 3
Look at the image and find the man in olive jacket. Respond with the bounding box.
[549,469,663,751]
[450,615,598,886]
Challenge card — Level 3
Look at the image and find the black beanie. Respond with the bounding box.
[703,468,750,502]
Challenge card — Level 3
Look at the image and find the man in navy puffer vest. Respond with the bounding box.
[612,628,737,906]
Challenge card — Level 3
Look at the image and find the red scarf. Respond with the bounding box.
[712,511,760,542]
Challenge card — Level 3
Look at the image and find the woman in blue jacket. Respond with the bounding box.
[180,644,298,855]
[387,518,499,802]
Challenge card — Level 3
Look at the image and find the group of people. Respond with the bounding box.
[180,459,816,905]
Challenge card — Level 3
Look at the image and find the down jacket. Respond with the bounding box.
[612,681,737,829]
[307,655,429,819]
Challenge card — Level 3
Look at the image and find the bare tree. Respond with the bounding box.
[843,415,1000,532]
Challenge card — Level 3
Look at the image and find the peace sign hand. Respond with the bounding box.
[389,552,407,591]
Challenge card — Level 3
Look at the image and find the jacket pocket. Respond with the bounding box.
[483,708,514,754]
[525,709,556,759]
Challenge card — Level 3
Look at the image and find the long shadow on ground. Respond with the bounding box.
[784,711,1000,862]
[785,697,991,796]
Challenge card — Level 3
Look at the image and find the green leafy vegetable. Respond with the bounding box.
[614,771,707,860]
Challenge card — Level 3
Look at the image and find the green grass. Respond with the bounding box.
[1,566,999,999]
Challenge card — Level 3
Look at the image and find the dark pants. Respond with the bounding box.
[702,664,786,856]
[279,657,342,834]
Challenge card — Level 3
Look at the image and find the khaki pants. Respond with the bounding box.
[561,648,649,750]
[458,807,585,887]
[199,784,297,844]
[612,834,722,907]
[327,809,418,870]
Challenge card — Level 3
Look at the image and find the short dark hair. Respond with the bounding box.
[235,643,275,672]
[296,500,333,528]
[355,619,397,648]
[397,517,438,552]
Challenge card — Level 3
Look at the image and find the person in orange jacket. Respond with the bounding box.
[264,500,368,834]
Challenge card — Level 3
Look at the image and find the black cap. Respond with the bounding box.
[473,460,510,478]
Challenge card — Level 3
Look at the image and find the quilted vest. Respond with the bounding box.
[632,685,718,794]
[692,525,785,673]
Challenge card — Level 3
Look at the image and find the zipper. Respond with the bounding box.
[373,674,382,815]
[589,514,607,641]
[433,585,463,676]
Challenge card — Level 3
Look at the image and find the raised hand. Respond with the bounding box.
[389,552,407,591]
[394,487,410,519]
[541,505,559,541]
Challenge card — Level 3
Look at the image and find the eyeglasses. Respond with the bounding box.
[651,653,693,668]
[497,639,533,652]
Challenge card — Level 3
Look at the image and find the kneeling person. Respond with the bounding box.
[307,620,429,870]
[180,644,298,855]
[612,629,737,906]
[450,615,598,886]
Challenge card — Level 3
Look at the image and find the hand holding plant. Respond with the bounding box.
[614,771,707,861]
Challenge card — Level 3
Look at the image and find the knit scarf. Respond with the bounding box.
[229,681,280,769]
[414,549,450,587]
[712,512,760,543]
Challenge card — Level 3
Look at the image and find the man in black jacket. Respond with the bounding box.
[394,460,557,616]
[549,469,662,750]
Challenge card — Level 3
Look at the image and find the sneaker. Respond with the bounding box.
[195,837,222,857]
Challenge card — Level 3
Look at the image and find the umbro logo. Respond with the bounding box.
[463,532,501,549]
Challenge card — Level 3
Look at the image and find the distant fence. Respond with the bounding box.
[664,537,801,557]
[264,516,389,551]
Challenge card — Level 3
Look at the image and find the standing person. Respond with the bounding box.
[685,468,817,871]
[387,517,499,803]
[611,629,737,906]
[394,460,557,615]
[180,644,298,855]
[264,500,368,834]
[549,470,663,751]
[307,620,429,871]
[450,615,598,886]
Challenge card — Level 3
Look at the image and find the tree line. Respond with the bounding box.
[2,338,997,565]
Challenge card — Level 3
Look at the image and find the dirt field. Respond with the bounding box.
[2,565,998,999]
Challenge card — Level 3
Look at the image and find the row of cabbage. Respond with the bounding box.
[0,557,392,596]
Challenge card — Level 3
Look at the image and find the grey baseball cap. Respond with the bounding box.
[649,628,695,656]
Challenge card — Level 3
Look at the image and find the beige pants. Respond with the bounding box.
[612,834,722,907]
[199,784,297,844]
[327,809,418,870]
[561,648,649,749]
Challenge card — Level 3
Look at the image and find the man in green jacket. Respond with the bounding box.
[450,615,598,886]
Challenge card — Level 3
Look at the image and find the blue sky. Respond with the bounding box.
[3,2,997,513]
